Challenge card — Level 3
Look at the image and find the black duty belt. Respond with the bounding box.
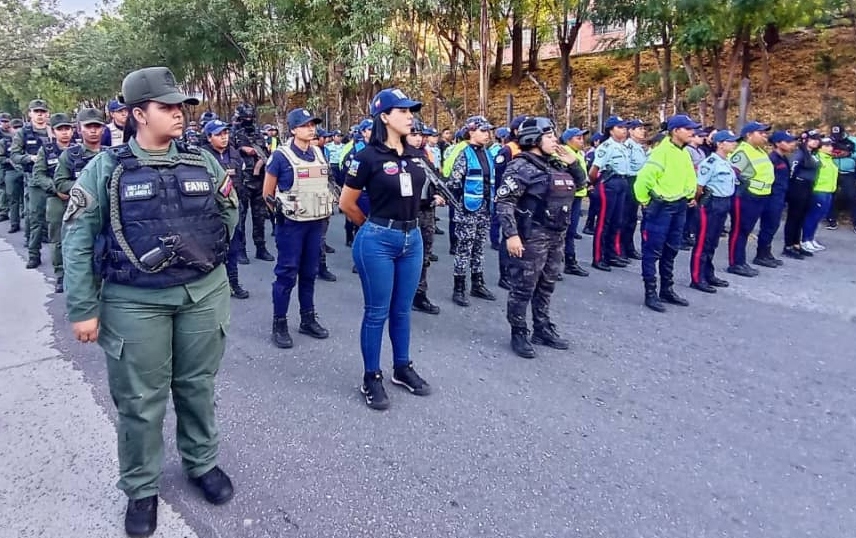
[368,216,419,232]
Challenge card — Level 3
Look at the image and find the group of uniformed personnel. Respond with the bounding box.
[3,61,854,536]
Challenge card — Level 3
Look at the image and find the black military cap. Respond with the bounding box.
[28,99,49,111]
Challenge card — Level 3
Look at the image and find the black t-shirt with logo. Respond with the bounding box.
[344,141,427,221]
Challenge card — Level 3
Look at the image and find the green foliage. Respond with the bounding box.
[637,71,661,89]
[591,63,614,82]
[685,84,710,104]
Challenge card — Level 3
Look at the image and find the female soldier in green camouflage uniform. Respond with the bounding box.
[62,67,238,537]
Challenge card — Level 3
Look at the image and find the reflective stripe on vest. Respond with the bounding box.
[740,142,775,196]
[276,144,333,222]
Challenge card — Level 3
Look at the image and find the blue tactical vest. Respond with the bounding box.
[22,125,49,173]
[65,145,99,180]
[463,145,494,212]
[94,144,228,289]
[42,141,63,178]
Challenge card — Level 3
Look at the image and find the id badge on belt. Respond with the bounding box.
[399,172,413,197]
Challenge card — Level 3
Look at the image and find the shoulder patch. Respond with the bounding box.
[63,185,94,222]
[347,159,360,177]
[596,149,606,158]
[497,185,510,196]
[495,155,505,164]
[699,165,710,175]
[730,154,741,163]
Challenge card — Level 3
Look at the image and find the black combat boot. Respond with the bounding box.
[125,495,158,537]
[25,255,40,269]
[255,244,274,261]
[54,275,64,294]
[299,311,329,339]
[497,276,512,290]
[237,249,250,265]
[272,317,293,348]
[434,226,445,235]
[318,264,337,282]
[563,257,589,277]
[659,281,690,306]
[229,280,249,299]
[452,275,470,307]
[470,273,496,301]
[189,466,234,505]
[510,327,536,359]
[412,291,440,314]
[644,281,666,312]
[8,223,20,233]
[324,243,335,254]
[591,260,612,272]
[532,323,570,350]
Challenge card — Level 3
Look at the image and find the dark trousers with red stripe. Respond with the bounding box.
[619,175,640,255]
[728,191,766,267]
[641,198,687,285]
[690,196,730,285]
[592,176,627,263]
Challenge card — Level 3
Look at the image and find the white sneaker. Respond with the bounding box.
[801,241,817,252]
[811,240,826,251]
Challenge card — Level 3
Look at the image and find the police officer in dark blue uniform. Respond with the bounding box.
[263,108,332,349]
[201,119,250,299]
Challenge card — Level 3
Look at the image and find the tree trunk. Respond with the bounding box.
[740,27,752,80]
[510,14,523,85]
[633,51,641,83]
[558,41,573,112]
[493,35,504,84]
[659,29,672,101]
[528,26,539,72]
[478,0,490,115]
[527,71,555,122]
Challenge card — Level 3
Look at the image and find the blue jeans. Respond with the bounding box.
[564,196,583,259]
[803,192,833,241]
[353,221,423,373]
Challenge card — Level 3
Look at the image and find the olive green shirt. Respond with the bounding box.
[10,125,49,173]
[54,144,103,195]
[32,142,72,194]
[62,138,239,323]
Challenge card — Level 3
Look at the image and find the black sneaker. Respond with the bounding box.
[428,253,439,262]
[125,495,158,537]
[391,362,432,396]
[361,371,390,410]
[825,221,838,230]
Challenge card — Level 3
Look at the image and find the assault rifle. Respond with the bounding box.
[411,158,463,214]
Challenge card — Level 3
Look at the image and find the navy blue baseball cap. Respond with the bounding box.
[203,120,230,136]
[510,115,529,132]
[287,108,321,130]
[331,129,343,136]
[358,118,374,132]
[666,114,702,131]
[739,121,771,138]
[712,130,739,144]
[604,116,630,130]
[107,99,127,113]
[626,119,649,129]
[561,127,589,143]
[496,127,510,139]
[369,88,422,116]
[316,128,328,137]
[769,130,796,144]
[423,126,439,136]
[590,132,605,144]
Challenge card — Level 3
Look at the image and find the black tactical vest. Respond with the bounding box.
[43,142,63,178]
[94,144,228,289]
[518,154,577,231]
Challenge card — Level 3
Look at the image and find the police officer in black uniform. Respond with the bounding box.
[233,103,275,263]
[495,117,586,359]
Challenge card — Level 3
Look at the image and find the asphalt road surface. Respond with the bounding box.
[2,207,855,538]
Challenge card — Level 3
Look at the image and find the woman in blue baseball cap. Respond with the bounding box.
[339,88,432,410]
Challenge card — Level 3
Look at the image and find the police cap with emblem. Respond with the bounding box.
[604,115,630,131]
[77,108,105,126]
[28,99,49,112]
[120,67,200,106]
[561,127,589,144]
[50,113,73,128]
[287,108,322,130]
[107,99,127,113]
[204,120,230,137]
[739,121,771,138]
[369,88,422,116]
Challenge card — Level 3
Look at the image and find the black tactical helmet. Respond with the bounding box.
[199,111,219,126]
[410,119,425,134]
[235,103,255,120]
[517,117,555,147]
